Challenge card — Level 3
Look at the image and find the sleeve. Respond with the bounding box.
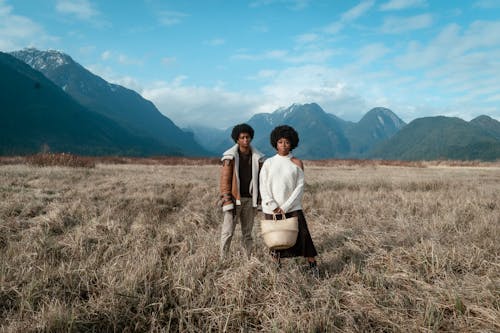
[259,160,279,212]
[219,158,234,211]
[280,168,304,213]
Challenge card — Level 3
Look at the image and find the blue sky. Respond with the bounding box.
[1,0,500,128]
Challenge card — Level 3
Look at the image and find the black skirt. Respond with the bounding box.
[264,210,318,258]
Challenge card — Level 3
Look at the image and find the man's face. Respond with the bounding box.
[237,132,251,148]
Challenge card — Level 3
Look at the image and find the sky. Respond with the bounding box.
[1,0,500,129]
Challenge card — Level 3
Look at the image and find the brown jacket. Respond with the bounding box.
[219,144,264,211]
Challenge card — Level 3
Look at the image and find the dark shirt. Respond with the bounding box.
[239,150,252,197]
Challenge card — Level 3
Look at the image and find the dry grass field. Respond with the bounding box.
[0,158,499,332]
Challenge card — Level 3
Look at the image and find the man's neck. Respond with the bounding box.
[238,146,251,154]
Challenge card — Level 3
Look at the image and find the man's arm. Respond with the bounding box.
[220,158,234,211]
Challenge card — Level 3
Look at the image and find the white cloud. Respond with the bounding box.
[101,50,111,60]
[371,20,500,121]
[252,23,269,33]
[473,0,500,9]
[249,0,311,10]
[485,94,500,102]
[232,49,288,61]
[161,57,176,66]
[295,33,319,44]
[86,63,143,92]
[0,0,55,51]
[142,81,262,128]
[379,0,427,11]
[55,0,98,20]
[99,50,143,66]
[381,14,433,33]
[286,49,335,63]
[258,65,371,120]
[139,62,375,128]
[357,43,390,65]
[117,54,143,66]
[396,21,500,69]
[255,69,278,79]
[342,0,375,21]
[158,10,188,26]
[324,0,375,34]
[204,38,225,46]
[233,46,334,64]
[138,42,500,128]
[79,45,95,55]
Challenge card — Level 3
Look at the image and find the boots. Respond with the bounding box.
[309,261,319,278]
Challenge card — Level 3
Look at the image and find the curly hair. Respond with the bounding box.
[270,125,299,150]
[231,123,254,143]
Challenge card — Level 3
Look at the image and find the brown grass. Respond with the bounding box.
[0,160,499,332]
[25,153,96,168]
[0,154,221,167]
[2,155,498,168]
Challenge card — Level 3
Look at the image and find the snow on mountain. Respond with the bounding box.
[11,48,72,71]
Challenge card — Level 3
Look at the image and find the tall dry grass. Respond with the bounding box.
[0,161,499,332]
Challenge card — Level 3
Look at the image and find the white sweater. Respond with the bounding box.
[259,153,304,214]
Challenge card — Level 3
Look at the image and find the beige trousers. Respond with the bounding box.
[220,197,256,258]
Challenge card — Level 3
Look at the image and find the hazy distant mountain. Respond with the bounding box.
[197,103,400,159]
[183,125,223,154]
[11,48,209,156]
[370,116,500,161]
[195,104,499,161]
[0,52,175,156]
[247,103,351,158]
[345,107,406,156]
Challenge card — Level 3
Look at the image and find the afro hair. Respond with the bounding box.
[231,123,254,142]
[270,125,299,150]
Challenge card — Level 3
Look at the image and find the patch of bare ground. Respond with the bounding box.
[0,160,498,332]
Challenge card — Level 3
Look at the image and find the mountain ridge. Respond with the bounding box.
[370,116,500,161]
[0,52,177,156]
[11,48,210,156]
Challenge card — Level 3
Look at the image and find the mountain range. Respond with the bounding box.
[192,103,406,159]
[8,48,208,156]
[192,103,500,161]
[0,52,175,156]
[2,48,500,161]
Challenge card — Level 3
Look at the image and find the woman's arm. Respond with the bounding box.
[280,164,304,213]
[259,160,279,212]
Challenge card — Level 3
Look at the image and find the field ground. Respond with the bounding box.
[0,160,499,332]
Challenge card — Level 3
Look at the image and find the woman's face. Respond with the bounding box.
[276,138,291,156]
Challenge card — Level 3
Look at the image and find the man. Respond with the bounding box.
[219,123,265,259]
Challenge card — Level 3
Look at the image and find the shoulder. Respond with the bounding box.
[221,144,238,161]
[262,156,273,166]
[262,155,279,168]
[291,157,304,170]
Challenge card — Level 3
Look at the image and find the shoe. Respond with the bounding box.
[308,262,319,278]
[310,265,319,278]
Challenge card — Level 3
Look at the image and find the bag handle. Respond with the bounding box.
[272,213,286,222]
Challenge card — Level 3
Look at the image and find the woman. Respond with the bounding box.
[259,125,319,277]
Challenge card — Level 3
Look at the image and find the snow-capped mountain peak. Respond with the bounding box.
[10,48,73,72]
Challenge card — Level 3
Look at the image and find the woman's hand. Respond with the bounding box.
[273,207,285,215]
